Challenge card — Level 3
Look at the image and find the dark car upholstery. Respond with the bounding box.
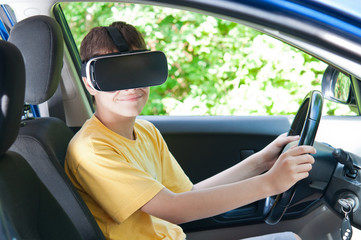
[8,15,105,239]
[0,39,85,240]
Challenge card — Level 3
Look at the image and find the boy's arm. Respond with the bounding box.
[193,133,300,190]
[141,145,315,224]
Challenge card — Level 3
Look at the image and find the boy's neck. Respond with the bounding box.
[95,112,136,140]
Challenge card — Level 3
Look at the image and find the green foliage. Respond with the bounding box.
[61,2,354,116]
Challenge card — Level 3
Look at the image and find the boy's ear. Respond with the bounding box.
[82,77,97,95]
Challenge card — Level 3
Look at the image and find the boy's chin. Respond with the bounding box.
[117,110,143,118]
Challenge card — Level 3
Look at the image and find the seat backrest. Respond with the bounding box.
[8,15,105,240]
[0,39,83,240]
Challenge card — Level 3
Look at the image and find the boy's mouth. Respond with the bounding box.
[116,93,144,101]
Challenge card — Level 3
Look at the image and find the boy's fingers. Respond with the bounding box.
[296,163,313,173]
[296,172,310,181]
[290,150,315,166]
[279,132,288,137]
[276,134,300,146]
[286,145,316,156]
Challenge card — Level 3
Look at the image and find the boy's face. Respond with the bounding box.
[83,77,150,118]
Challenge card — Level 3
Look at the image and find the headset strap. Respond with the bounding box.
[105,27,129,52]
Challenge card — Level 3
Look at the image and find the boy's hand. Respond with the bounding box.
[259,133,300,171]
[264,145,316,195]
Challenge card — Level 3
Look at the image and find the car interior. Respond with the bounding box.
[1,1,361,240]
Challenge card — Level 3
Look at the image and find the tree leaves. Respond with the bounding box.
[61,2,353,116]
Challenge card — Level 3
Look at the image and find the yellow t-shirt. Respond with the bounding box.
[65,115,193,240]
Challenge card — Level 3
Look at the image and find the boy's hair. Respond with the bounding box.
[80,21,147,62]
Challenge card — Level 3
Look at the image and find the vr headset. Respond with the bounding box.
[81,26,168,92]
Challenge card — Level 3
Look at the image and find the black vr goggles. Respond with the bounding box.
[81,27,168,92]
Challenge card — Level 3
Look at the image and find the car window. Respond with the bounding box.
[60,2,355,116]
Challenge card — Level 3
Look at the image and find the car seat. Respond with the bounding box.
[0,39,85,240]
[8,15,105,239]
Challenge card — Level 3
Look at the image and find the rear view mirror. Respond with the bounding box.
[321,66,352,104]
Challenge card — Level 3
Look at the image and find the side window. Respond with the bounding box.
[60,2,354,116]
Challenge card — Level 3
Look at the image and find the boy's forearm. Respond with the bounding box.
[143,145,315,224]
[194,152,266,190]
[142,173,273,224]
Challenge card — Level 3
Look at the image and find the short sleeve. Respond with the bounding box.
[72,145,164,223]
[161,148,193,193]
[149,124,193,193]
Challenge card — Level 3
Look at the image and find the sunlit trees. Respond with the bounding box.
[62,2,352,116]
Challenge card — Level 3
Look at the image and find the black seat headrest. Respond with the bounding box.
[0,40,25,155]
[8,15,64,105]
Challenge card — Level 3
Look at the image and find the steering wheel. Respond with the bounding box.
[265,90,323,225]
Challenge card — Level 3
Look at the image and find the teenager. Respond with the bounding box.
[65,21,315,240]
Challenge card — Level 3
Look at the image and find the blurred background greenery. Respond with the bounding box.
[61,2,353,116]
